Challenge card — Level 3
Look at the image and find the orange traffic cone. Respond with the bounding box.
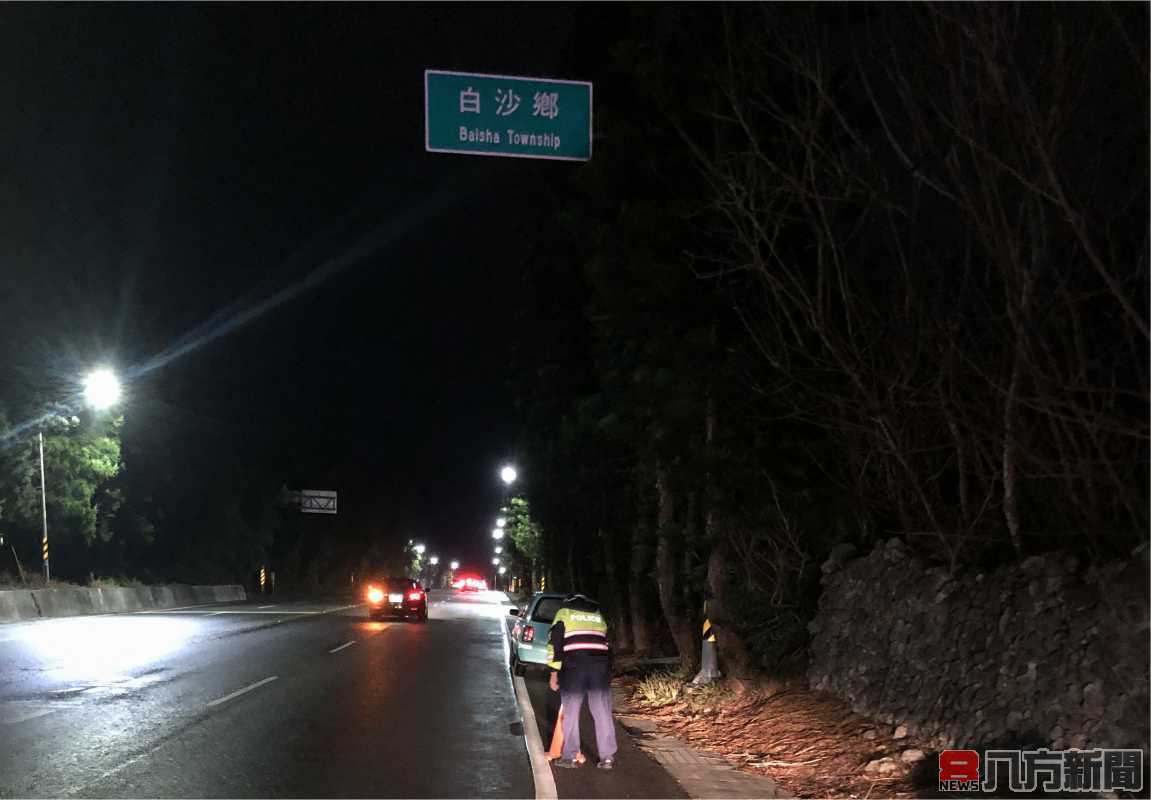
[546,707,585,763]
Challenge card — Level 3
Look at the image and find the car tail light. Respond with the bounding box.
[521,626,535,643]
[367,586,384,604]
[408,591,423,602]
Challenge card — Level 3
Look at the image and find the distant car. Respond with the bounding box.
[364,577,428,623]
[453,575,487,592]
[505,591,566,676]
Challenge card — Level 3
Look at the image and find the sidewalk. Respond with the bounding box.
[522,670,782,799]
[614,688,784,800]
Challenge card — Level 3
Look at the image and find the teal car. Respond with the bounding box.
[505,592,566,676]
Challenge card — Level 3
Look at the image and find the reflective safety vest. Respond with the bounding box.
[546,605,609,670]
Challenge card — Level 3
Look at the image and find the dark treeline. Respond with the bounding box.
[503,3,1149,675]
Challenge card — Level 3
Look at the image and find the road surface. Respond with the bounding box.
[0,591,534,798]
[0,590,690,799]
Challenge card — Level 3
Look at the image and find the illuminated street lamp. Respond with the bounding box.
[500,465,517,486]
[414,543,426,555]
[491,557,500,566]
[498,566,507,575]
[82,368,122,411]
[429,556,439,566]
[491,527,504,540]
[450,560,459,571]
[495,517,506,528]
[494,546,502,554]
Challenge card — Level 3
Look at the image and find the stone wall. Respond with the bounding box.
[808,538,1149,751]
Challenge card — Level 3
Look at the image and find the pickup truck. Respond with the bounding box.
[504,591,566,676]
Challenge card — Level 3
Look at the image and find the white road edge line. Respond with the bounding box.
[206,675,279,707]
[329,640,356,653]
[323,603,360,613]
[514,674,558,800]
[257,604,276,609]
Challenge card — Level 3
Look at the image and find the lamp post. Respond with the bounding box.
[39,368,122,582]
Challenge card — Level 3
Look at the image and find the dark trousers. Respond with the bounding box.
[559,655,617,761]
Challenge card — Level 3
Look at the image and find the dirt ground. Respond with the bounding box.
[614,673,937,799]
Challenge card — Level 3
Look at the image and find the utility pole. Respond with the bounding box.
[38,431,49,583]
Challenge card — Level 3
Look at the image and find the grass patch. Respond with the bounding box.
[86,575,146,589]
[634,670,684,708]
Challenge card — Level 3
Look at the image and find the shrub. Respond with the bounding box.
[634,670,683,708]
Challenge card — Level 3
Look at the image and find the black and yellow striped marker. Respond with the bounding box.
[702,618,716,642]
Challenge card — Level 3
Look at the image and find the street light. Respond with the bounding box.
[494,546,502,554]
[496,517,506,528]
[491,557,500,566]
[450,560,459,570]
[40,368,123,582]
[500,465,517,486]
[491,528,504,540]
[429,555,439,566]
[414,543,426,555]
[498,566,507,575]
[82,368,122,411]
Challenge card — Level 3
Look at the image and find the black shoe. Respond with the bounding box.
[553,759,582,769]
[597,759,615,770]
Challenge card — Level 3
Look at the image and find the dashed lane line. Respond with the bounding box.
[206,675,279,708]
[329,640,356,653]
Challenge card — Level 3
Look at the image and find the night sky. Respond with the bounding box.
[0,4,625,572]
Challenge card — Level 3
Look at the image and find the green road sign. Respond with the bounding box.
[424,70,592,162]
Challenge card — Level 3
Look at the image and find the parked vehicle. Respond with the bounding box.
[504,591,566,676]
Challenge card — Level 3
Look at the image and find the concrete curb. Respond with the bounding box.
[0,584,246,623]
[514,673,558,800]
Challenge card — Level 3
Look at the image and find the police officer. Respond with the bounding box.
[546,592,617,770]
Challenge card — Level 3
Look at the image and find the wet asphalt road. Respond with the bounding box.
[0,591,533,798]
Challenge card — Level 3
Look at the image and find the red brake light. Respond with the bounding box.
[521,626,535,643]
[408,591,423,601]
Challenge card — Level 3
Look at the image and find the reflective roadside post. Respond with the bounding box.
[692,600,721,685]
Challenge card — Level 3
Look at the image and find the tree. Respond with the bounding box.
[0,410,123,579]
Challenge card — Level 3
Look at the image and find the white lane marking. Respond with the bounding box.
[206,675,279,707]
[134,603,225,614]
[513,674,558,800]
[324,603,360,614]
[257,604,275,609]
[199,610,319,615]
[329,640,356,653]
[67,748,152,795]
